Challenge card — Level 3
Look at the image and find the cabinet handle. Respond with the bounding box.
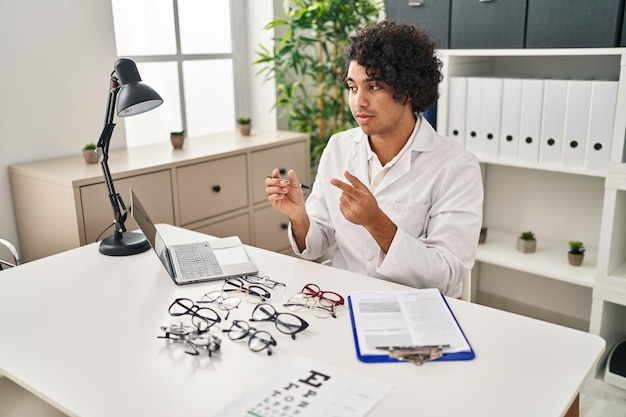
[280,223,288,230]
[212,185,221,193]
[408,0,424,5]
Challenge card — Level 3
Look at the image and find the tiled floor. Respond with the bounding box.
[581,382,626,417]
[2,374,626,416]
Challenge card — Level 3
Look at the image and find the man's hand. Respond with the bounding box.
[265,168,309,251]
[331,170,397,253]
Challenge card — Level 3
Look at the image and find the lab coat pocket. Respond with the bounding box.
[385,201,430,238]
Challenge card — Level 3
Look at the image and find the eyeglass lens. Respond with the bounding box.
[284,293,336,318]
[223,320,276,355]
[168,298,221,331]
[250,303,309,339]
[239,274,286,289]
[302,283,345,306]
[222,278,270,303]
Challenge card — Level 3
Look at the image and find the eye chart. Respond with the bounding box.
[214,355,393,417]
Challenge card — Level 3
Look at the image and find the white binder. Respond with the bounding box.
[562,80,592,169]
[518,79,544,164]
[499,78,523,161]
[465,77,484,156]
[447,77,467,146]
[481,78,503,158]
[538,79,568,166]
[584,80,618,171]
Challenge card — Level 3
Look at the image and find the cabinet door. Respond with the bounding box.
[385,0,450,49]
[177,155,248,225]
[253,205,291,252]
[193,213,251,245]
[80,170,174,244]
[250,142,308,204]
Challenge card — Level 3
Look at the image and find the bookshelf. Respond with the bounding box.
[437,48,626,397]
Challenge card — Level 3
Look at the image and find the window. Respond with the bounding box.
[111,0,247,147]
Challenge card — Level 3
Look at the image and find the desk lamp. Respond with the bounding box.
[96,58,163,256]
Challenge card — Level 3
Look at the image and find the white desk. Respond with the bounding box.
[0,224,604,417]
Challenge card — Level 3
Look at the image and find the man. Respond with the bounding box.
[265,20,483,298]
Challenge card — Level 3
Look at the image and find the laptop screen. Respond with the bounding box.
[130,189,175,277]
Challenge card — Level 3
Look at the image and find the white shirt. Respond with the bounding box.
[366,119,416,192]
[289,119,483,298]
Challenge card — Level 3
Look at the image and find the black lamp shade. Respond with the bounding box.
[114,58,163,117]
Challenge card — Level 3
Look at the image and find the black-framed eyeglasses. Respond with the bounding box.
[222,277,271,303]
[239,274,286,289]
[250,303,309,340]
[301,283,345,308]
[197,290,241,320]
[222,320,277,355]
[168,297,221,332]
[158,323,221,357]
[283,293,336,318]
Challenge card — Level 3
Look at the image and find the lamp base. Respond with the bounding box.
[99,232,151,256]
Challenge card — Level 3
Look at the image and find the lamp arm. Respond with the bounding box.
[96,75,128,238]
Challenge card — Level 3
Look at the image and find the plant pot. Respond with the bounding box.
[568,252,584,266]
[82,149,99,164]
[239,124,251,136]
[517,238,536,253]
[170,134,185,149]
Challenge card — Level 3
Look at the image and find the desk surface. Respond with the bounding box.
[0,224,605,417]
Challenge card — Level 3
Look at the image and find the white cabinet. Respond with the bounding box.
[437,48,626,396]
[10,130,309,262]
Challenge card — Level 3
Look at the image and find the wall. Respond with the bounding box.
[0,1,277,255]
[0,0,121,251]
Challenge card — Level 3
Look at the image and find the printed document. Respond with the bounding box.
[349,288,471,356]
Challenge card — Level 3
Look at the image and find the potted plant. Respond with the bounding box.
[170,130,185,149]
[255,0,383,169]
[82,143,99,164]
[517,231,536,253]
[237,117,251,136]
[568,240,585,266]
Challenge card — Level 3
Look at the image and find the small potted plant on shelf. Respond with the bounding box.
[517,230,536,253]
[82,143,99,164]
[568,240,585,266]
[170,130,185,149]
[237,116,251,136]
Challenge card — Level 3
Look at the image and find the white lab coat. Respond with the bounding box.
[289,119,483,298]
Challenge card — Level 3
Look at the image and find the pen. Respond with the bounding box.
[267,176,310,189]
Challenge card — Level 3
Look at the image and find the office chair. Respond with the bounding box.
[0,238,21,270]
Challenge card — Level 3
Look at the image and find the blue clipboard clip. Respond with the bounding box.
[375,344,450,366]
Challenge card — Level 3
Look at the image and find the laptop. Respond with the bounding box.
[130,188,258,284]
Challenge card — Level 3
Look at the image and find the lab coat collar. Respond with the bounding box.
[347,117,436,192]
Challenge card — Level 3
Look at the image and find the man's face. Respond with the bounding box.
[345,61,412,139]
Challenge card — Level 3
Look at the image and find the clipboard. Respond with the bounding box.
[348,291,475,364]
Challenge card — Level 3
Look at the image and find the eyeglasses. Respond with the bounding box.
[239,274,286,289]
[222,320,277,355]
[283,293,336,318]
[250,303,309,340]
[197,290,241,320]
[168,298,221,332]
[222,277,271,303]
[301,283,345,308]
[158,323,221,357]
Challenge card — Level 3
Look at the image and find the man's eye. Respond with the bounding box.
[370,84,381,90]
[347,86,356,91]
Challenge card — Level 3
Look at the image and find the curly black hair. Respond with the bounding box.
[342,20,442,115]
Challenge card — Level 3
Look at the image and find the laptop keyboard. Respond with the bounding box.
[176,243,223,278]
